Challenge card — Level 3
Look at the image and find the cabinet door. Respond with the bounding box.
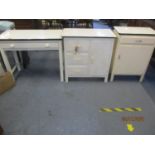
[114,45,154,75]
[64,38,90,78]
[64,38,90,54]
[89,38,114,76]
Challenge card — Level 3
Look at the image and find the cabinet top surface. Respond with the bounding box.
[114,26,155,35]
[0,30,62,40]
[62,28,116,38]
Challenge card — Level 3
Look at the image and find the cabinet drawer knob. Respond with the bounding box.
[75,46,79,54]
[45,43,50,47]
[90,56,94,64]
[10,44,15,48]
[75,69,80,72]
[135,40,142,43]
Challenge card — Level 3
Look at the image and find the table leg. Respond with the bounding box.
[13,51,21,71]
[110,74,114,82]
[104,76,108,83]
[59,41,64,82]
[65,75,68,83]
[0,49,12,73]
[139,74,145,82]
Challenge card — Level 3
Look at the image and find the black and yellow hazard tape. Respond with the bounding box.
[100,107,142,113]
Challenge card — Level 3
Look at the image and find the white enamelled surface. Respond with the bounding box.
[62,28,116,38]
[114,26,155,35]
[0,30,62,40]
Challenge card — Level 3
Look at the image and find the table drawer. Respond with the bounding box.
[0,41,59,50]
[119,36,155,45]
[64,38,90,53]
[67,65,88,77]
[65,53,89,65]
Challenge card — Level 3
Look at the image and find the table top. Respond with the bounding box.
[0,30,63,40]
[62,28,116,38]
[114,26,155,35]
[1,28,154,41]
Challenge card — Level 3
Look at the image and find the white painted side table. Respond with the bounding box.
[0,30,64,81]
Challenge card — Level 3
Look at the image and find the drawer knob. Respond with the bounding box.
[90,56,94,64]
[45,43,50,47]
[75,46,79,54]
[118,54,121,60]
[10,44,15,48]
[75,69,80,72]
[136,40,142,43]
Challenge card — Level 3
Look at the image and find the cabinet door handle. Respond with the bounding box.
[118,54,121,60]
[74,46,79,54]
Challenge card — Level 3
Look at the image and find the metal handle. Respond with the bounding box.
[135,40,142,43]
[75,69,80,73]
[90,56,94,64]
[10,44,15,48]
[75,46,79,54]
[45,43,49,48]
[118,54,121,60]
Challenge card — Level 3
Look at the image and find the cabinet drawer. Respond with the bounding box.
[67,65,88,77]
[119,36,155,45]
[64,38,90,53]
[65,53,89,65]
[0,41,59,50]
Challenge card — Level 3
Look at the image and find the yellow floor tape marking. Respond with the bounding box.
[134,107,142,112]
[127,123,135,132]
[124,108,134,112]
[114,108,123,112]
[100,108,113,112]
[100,107,142,112]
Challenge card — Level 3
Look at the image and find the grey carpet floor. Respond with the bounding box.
[143,66,155,104]
[0,51,155,135]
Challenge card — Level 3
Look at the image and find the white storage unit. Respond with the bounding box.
[63,29,116,82]
[111,27,155,82]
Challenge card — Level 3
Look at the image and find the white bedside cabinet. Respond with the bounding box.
[62,29,116,82]
[111,27,155,82]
